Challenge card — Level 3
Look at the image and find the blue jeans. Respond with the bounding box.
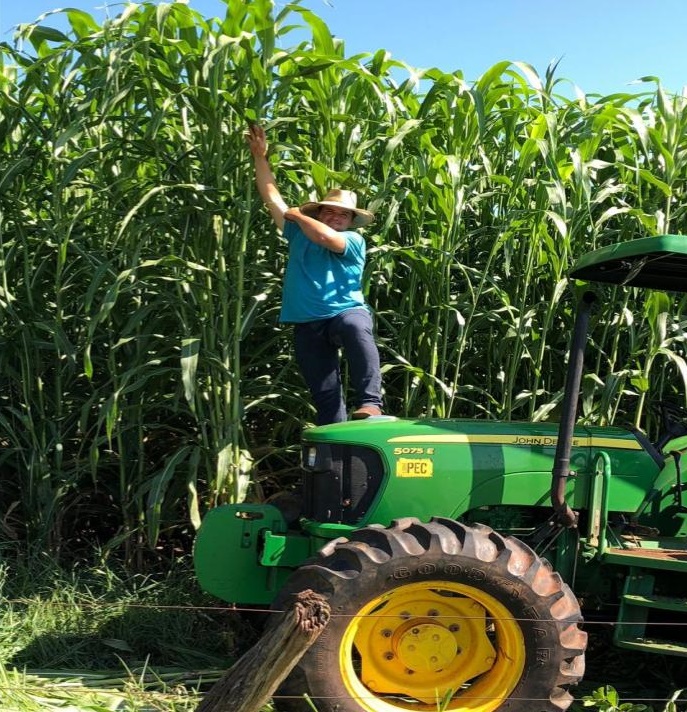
[294,308,383,425]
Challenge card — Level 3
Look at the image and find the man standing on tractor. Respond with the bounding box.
[245,124,384,425]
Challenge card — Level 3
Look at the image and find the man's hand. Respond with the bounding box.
[245,125,268,159]
[245,124,287,229]
[284,207,302,222]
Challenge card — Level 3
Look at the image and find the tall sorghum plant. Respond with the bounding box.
[0,1,686,557]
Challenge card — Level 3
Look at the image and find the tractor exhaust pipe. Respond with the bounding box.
[552,290,597,527]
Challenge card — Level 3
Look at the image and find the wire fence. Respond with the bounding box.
[4,598,687,626]
[2,598,686,710]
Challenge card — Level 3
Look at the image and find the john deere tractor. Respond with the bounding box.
[194,235,687,712]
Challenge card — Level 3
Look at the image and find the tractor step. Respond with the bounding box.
[622,593,687,613]
[614,636,687,657]
[613,573,687,654]
[603,543,687,572]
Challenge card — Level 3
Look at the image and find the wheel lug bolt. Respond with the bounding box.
[381,629,392,638]
[411,628,419,634]
[428,609,439,617]
[449,624,460,632]
[384,652,394,661]
[400,611,411,619]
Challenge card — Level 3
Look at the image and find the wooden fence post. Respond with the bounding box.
[195,589,331,712]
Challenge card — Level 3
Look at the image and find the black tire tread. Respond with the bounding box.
[273,518,586,712]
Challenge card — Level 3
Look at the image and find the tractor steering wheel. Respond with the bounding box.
[650,399,687,451]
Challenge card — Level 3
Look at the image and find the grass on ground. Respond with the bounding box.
[1,546,685,711]
[0,546,264,711]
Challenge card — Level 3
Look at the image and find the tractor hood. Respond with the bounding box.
[300,419,660,528]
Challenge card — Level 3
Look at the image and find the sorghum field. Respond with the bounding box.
[1,1,687,710]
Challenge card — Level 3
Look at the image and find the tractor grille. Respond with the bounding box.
[301,443,385,524]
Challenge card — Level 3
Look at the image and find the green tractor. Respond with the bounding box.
[194,235,687,712]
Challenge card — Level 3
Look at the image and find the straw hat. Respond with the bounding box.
[299,188,374,228]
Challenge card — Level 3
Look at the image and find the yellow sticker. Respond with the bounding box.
[396,458,433,478]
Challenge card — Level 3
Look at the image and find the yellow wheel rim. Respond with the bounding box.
[339,580,525,712]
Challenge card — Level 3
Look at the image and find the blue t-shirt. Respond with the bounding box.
[280,221,367,323]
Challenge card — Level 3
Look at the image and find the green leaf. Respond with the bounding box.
[181,337,200,407]
[630,375,650,393]
[239,293,268,341]
[65,8,99,37]
[25,24,69,44]
[146,446,194,545]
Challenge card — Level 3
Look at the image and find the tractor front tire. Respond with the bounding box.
[273,517,586,712]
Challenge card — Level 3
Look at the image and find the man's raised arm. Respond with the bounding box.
[245,125,288,230]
